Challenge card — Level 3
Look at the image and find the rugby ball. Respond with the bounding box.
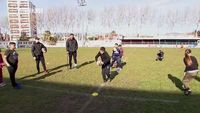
[97,60,103,66]
[42,48,46,53]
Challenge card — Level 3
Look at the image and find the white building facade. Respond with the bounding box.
[7,0,37,40]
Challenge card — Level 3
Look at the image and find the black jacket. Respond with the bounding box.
[66,38,78,52]
[95,51,111,68]
[4,49,18,66]
[184,56,199,72]
[157,51,164,57]
[31,42,47,57]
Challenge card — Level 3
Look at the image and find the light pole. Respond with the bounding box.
[77,0,87,6]
[196,19,200,37]
[77,0,87,46]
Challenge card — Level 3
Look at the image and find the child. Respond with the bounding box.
[156,50,164,61]
[95,47,111,82]
[118,44,124,62]
[182,49,199,96]
[4,42,21,89]
[111,43,122,72]
[0,48,6,87]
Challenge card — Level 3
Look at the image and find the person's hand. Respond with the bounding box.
[33,57,36,60]
[101,61,104,65]
[6,63,10,67]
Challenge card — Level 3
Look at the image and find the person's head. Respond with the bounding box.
[35,37,40,43]
[100,47,106,54]
[114,43,118,48]
[118,44,122,48]
[69,33,74,39]
[9,42,16,50]
[159,50,162,52]
[185,49,192,66]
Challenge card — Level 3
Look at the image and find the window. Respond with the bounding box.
[9,9,18,13]
[20,14,29,18]
[9,14,18,18]
[10,19,19,23]
[21,19,29,23]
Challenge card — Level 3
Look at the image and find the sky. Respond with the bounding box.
[0,0,200,34]
[1,0,200,18]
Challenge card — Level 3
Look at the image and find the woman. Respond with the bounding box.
[182,49,198,96]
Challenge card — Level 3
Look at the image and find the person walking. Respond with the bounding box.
[31,37,48,74]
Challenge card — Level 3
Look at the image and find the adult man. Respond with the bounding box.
[66,33,78,69]
[31,37,48,74]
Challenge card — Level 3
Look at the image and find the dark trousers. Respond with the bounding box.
[68,51,77,68]
[7,65,18,87]
[111,58,122,68]
[35,55,47,72]
[102,65,110,82]
[0,68,3,83]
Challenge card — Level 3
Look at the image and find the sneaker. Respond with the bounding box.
[74,64,78,68]
[184,89,192,96]
[44,70,49,74]
[0,82,6,87]
[14,83,22,89]
[117,68,122,73]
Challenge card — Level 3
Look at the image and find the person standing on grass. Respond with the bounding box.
[182,49,199,96]
[31,37,48,74]
[95,47,111,82]
[0,48,6,87]
[3,42,21,89]
[66,33,78,69]
[118,44,124,62]
[111,43,122,72]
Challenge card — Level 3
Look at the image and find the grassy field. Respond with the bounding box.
[1,47,200,113]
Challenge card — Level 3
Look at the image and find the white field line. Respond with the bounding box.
[23,84,179,104]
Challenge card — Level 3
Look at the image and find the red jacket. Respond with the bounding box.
[0,54,4,68]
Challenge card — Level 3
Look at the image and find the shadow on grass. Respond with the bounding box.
[1,77,200,113]
[77,60,95,69]
[110,62,127,82]
[195,76,200,82]
[168,74,184,91]
[110,71,119,82]
[31,70,63,81]
[20,64,68,80]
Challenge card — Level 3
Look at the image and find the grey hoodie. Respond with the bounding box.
[66,38,78,52]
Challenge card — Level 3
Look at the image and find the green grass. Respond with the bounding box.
[1,47,200,113]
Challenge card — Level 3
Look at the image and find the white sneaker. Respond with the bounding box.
[74,64,78,68]
[117,68,122,73]
[0,82,6,87]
